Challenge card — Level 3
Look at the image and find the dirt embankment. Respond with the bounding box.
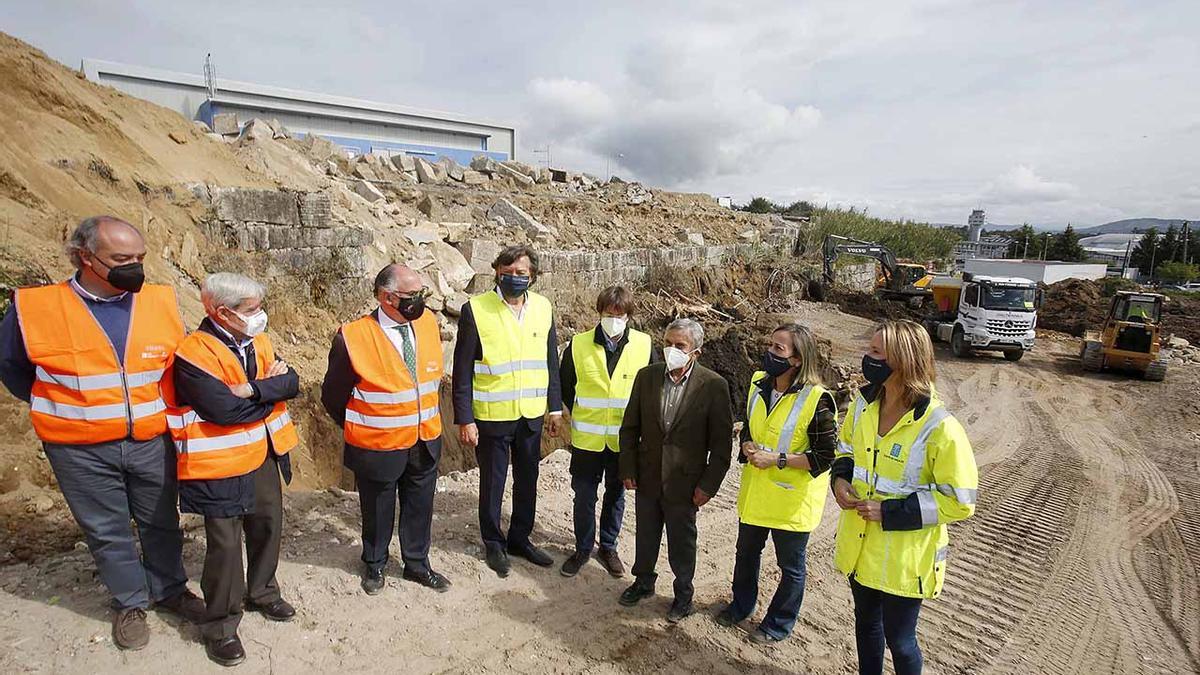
[1038,278,1200,343]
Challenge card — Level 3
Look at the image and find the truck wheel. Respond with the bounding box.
[951,328,971,358]
[1144,360,1167,381]
[1080,342,1104,372]
[1003,349,1025,362]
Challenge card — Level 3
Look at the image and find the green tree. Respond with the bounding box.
[1157,261,1198,283]
[783,200,814,218]
[742,196,778,214]
[1129,228,1160,274]
[1046,224,1086,261]
[1159,224,1181,263]
[1007,223,1037,258]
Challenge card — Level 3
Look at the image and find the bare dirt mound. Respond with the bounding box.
[1039,278,1200,343]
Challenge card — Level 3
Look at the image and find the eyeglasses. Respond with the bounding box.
[394,288,431,301]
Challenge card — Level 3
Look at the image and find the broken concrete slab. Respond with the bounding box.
[456,239,502,274]
[414,158,442,185]
[443,160,465,182]
[352,179,386,202]
[402,226,441,246]
[495,162,534,188]
[213,188,300,226]
[430,240,475,292]
[676,230,705,246]
[211,112,239,136]
[461,170,487,186]
[238,118,273,142]
[487,198,551,237]
[391,153,416,173]
[352,163,379,182]
[470,155,500,174]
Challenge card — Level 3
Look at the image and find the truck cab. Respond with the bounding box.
[927,274,1039,361]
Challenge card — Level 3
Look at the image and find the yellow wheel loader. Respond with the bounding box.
[1079,291,1168,381]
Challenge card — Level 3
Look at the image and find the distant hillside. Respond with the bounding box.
[1078,218,1195,235]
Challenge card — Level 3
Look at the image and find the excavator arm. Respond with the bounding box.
[822,234,902,288]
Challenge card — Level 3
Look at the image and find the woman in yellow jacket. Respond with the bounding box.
[831,319,978,675]
[715,323,838,644]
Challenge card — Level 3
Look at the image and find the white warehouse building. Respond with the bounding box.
[82,59,515,165]
[964,259,1108,284]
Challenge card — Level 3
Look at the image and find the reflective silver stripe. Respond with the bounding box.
[353,388,418,404]
[902,407,952,491]
[266,411,293,434]
[125,369,166,388]
[836,440,855,457]
[419,406,439,422]
[345,409,420,429]
[575,397,628,409]
[853,395,867,423]
[917,490,939,526]
[873,475,910,495]
[852,465,870,484]
[34,367,123,391]
[935,547,948,563]
[473,359,549,376]
[572,419,622,436]
[747,390,761,419]
[167,410,202,429]
[177,426,267,454]
[929,482,977,505]
[31,397,127,421]
[472,388,549,403]
[418,380,439,395]
[772,385,813,453]
[130,399,165,419]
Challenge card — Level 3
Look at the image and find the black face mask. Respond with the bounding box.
[762,351,793,378]
[95,259,145,294]
[861,354,893,386]
[497,274,531,298]
[395,295,426,321]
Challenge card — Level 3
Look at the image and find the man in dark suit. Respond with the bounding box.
[321,264,450,595]
[618,318,734,622]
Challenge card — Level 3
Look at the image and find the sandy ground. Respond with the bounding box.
[1,305,1198,674]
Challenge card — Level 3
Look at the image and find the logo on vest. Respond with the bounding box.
[141,344,169,359]
[886,443,904,461]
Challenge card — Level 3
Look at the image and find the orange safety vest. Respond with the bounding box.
[166,330,298,481]
[14,282,183,445]
[341,310,443,450]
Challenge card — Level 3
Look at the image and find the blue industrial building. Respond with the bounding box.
[83,59,514,165]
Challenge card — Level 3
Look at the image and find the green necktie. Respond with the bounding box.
[396,324,418,376]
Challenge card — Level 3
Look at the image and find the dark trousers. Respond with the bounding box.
[569,447,624,556]
[201,455,284,641]
[728,523,810,639]
[850,575,924,675]
[630,491,698,602]
[357,440,440,575]
[475,418,543,551]
[43,435,187,610]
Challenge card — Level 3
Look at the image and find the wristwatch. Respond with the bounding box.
[777,452,788,469]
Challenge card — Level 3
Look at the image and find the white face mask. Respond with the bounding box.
[600,316,628,339]
[664,346,695,371]
[234,309,268,338]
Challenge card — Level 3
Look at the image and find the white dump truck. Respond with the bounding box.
[923,273,1040,361]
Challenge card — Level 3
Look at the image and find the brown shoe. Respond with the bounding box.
[597,548,625,578]
[157,588,206,623]
[112,607,150,651]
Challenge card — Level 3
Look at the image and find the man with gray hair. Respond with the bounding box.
[0,215,204,650]
[618,317,733,623]
[167,272,300,666]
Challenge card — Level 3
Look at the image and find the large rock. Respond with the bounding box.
[391,153,416,173]
[414,158,442,185]
[238,118,273,142]
[352,179,386,202]
[211,112,239,136]
[470,155,500,174]
[442,159,465,182]
[495,162,534,188]
[461,170,487,186]
[429,240,475,291]
[457,239,502,273]
[352,163,379,181]
[487,198,551,238]
[402,226,441,246]
[213,188,299,226]
[417,193,436,217]
[676,230,705,246]
[438,222,472,243]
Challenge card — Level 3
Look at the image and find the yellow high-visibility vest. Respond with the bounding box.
[833,392,978,599]
[569,327,652,452]
[737,372,830,532]
[469,290,553,422]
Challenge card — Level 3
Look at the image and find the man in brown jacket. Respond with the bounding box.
[618,318,733,622]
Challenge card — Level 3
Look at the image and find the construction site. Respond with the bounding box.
[0,30,1199,674]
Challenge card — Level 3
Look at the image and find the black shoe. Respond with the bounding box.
[714,606,738,627]
[508,542,554,567]
[560,551,589,577]
[245,598,295,622]
[596,548,626,578]
[619,581,655,607]
[403,568,452,593]
[749,628,784,645]
[361,568,385,595]
[486,548,511,578]
[667,599,695,623]
[156,588,206,624]
[205,635,246,667]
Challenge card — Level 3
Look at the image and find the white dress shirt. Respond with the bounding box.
[377,307,413,363]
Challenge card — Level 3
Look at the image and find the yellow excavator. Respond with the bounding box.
[821,234,935,305]
[1079,290,1168,381]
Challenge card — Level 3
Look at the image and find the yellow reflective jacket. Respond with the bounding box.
[738,371,831,532]
[469,290,552,422]
[833,389,978,599]
[569,327,652,452]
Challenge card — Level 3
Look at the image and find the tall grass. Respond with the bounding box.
[805,207,960,263]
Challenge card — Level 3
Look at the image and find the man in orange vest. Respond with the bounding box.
[0,216,204,650]
[167,272,300,667]
[321,264,450,596]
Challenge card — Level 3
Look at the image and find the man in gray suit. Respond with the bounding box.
[618,318,733,622]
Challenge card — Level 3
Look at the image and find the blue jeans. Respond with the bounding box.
[728,522,810,639]
[850,575,924,675]
[43,436,188,610]
[569,447,624,555]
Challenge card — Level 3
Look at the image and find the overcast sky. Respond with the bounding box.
[7,0,1199,228]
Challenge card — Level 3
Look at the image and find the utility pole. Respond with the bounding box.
[1184,221,1191,265]
[203,53,217,99]
[1121,235,1133,277]
[1149,236,1158,280]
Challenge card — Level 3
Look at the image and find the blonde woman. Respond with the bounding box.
[715,323,838,643]
[831,320,978,675]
